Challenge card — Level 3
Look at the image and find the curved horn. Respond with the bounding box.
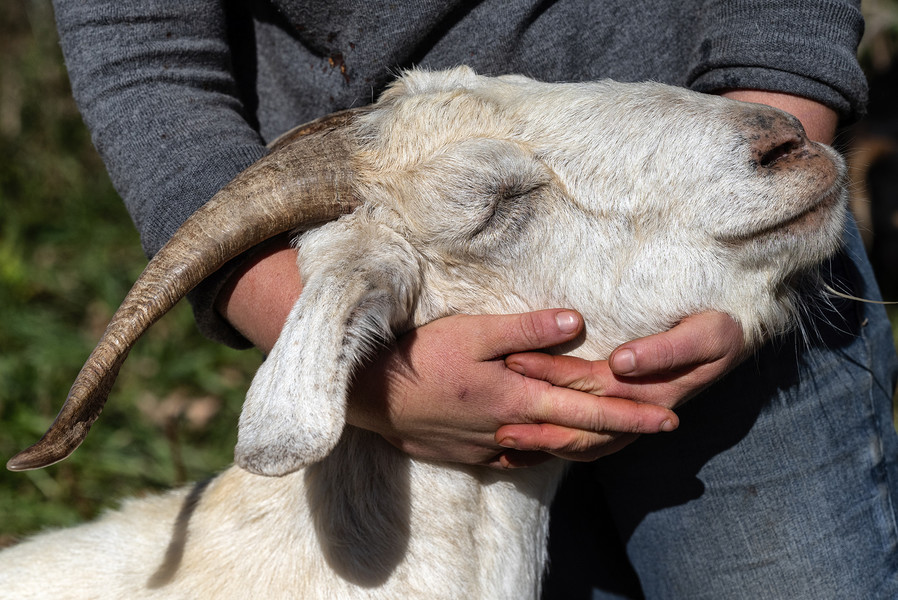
[7,108,364,471]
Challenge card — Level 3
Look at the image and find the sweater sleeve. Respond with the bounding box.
[53,0,269,347]
[688,0,868,120]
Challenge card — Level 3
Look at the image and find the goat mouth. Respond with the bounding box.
[717,186,842,246]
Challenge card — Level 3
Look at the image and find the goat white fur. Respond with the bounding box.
[0,67,847,599]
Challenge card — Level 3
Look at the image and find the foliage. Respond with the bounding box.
[0,0,260,546]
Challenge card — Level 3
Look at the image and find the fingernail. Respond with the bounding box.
[555,311,579,333]
[661,418,677,432]
[500,455,522,469]
[505,360,526,376]
[611,349,636,374]
[498,437,517,449]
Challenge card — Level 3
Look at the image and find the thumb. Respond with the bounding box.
[608,311,743,377]
[468,309,584,361]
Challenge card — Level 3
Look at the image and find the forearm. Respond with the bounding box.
[54,0,267,258]
[54,0,270,347]
[215,235,301,355]
[720,90,838,144]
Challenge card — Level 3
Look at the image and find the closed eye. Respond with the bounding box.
[470,180,544,240]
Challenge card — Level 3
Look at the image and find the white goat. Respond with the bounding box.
[0,67,847,599]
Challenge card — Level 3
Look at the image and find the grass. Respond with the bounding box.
[0,0,261,545]
[1,0,898,548]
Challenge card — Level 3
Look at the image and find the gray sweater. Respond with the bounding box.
[52,0,868,346]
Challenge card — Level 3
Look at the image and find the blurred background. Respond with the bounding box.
[0,0,262,544]
[1,0,897,544]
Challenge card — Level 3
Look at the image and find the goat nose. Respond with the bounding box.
[745,111,810,169]
[754,132,807,168]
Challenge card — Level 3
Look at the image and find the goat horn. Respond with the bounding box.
[7,108,364,471]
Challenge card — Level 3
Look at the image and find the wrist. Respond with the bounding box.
[215,235,302,354]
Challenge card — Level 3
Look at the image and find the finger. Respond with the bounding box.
[465,309,584,360]
[518,382,679,434]
[496,423,641,462]
[506,351,660,405]
[609,311,744,377]
[506,346,731,410]
[505,352,609,394]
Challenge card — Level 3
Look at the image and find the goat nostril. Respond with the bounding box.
[757,136,804,167]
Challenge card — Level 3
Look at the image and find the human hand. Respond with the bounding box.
[495,311,746,464]
[218,242,681,469]
[346,310,680,468]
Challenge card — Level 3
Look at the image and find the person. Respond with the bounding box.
[51,1,898,597]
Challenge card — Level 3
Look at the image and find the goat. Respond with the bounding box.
[0,67,848,599]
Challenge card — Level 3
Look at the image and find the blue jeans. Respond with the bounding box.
[543,220,898,599]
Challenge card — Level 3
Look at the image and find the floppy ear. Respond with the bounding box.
[235,217,421,476]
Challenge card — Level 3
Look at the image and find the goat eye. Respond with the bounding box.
[470,180,542,239]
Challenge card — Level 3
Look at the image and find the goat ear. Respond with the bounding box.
[234,219,421,476]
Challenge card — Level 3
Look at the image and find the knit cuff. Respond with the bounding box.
[688,0,868,122]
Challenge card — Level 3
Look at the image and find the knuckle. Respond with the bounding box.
[690,312,744,363]
[535,423,568,452]
[564,434,618,462]
[514,311,549,350]
[654,338,679,371]
[614,409,645,434]
[518,378,556,421]
[555,430,601,458]
[586,402,612,433]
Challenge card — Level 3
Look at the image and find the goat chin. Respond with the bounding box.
[1,66,848,599]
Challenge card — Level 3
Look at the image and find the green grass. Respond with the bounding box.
[0,0,260,546]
